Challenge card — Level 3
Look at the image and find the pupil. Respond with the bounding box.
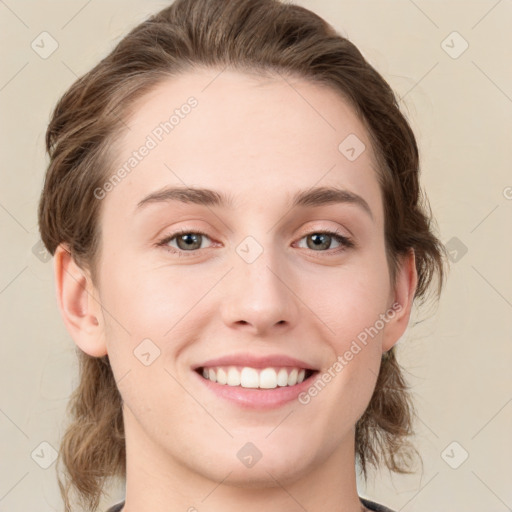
[309,233,329,250]
[179,233,200,250]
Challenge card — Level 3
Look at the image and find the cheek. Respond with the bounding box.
[99,225,391,353]
[99,258,218,374]
[309,262,391,345]
[99,252,185,330]
[312,256,391,409]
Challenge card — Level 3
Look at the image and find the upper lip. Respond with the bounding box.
[193,353,318,371]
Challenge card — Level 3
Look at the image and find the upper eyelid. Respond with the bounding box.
[159,226,351,241]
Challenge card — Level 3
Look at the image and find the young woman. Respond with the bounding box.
[37,0,447,511]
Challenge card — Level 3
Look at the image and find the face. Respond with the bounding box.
[84,68,412,487]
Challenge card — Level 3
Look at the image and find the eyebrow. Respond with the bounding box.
[135,185,373,220]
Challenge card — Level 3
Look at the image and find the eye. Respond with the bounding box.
[295,229,354,254]
[156,228,354,257]
[156,229,214,256]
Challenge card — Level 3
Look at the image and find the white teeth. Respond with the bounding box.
[259,368,277,389]
[241,367,259,388]
[277,368,289,386]
[199,366,310,389]
[227,367,241,386]
[216,367,227,385]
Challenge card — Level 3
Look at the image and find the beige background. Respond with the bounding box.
[1,0,511,511]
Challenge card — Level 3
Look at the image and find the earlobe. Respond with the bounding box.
[53,243,107,357]
[382,248,418,353]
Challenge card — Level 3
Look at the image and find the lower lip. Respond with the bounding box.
[192,370,319,410]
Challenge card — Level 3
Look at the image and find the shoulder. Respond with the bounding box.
[105,502,124,512]
[360,496,396,512]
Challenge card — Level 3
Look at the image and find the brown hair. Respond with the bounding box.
[38,0,448,510]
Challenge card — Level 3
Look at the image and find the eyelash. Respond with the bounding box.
[155,228,355,258]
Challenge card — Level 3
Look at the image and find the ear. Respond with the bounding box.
[382,248,418,353]
[53,243,107,357]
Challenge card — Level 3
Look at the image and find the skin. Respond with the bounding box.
[54,68,417,512]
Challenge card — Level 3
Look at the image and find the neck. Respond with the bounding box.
[120,406,366,512]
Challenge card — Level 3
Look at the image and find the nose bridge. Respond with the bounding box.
[219,232,298,334]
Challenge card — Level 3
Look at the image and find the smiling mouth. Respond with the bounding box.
[195,366,318,389]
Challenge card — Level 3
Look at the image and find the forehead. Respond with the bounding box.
[103,68,383,222]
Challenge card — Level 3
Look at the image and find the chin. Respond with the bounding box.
[193,443,317,488]
[218,460,311,489]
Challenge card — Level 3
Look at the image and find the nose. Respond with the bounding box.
[219,243,300,337]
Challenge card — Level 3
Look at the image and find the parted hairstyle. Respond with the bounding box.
[37,0,448,510]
